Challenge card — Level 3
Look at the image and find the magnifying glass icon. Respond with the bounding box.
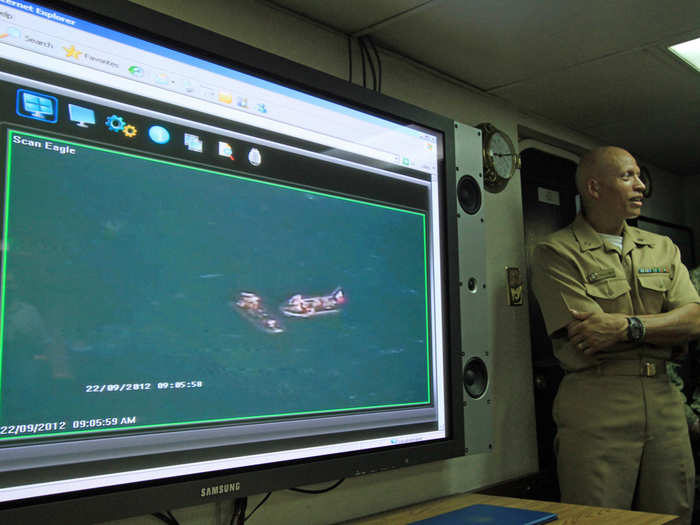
[218,141,235,161]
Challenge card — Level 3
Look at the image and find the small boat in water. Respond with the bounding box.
[232,292,284,333]
[280,287,345,318]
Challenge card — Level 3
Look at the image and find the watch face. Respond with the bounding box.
[628,317,644,341]
[487,131,516,180]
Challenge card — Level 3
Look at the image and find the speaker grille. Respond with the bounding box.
[457,175,482,215]
[463,357,488,399]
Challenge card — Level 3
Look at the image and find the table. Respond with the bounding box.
[343,492,680,524]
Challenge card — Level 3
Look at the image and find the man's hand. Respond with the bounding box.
[567,309,628,355]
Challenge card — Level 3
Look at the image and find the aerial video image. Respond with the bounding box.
[1,131,432,436]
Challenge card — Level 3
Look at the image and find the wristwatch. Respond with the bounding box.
[626,316,645,342]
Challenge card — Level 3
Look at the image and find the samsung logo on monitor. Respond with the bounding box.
[200,482,241,498]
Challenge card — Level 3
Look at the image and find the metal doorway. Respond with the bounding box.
[520,143,579,499]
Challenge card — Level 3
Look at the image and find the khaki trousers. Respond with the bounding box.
[554,367,694,524]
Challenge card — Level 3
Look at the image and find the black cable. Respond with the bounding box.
[226,482,342,523]
[367,37,382,93]
[229,497,248,525]
[225,481,343,524]
[359,38,366,88]
[151,513,171,525]
[359,37,372,91]
[151,511,179,525]
[244,492,272,521]
[367,37,379,92]
[289,478,345,494]
[359,37,377,92]
[347,35,353,83]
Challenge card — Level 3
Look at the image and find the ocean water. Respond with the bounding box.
[2,135,431,430]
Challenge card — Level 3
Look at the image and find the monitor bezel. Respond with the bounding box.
[0,1,464,522]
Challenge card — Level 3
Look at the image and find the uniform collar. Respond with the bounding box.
[572,214,653,254]
[622,221,654,255]
[571,213,604,252]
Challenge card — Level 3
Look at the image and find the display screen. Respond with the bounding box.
[0,0,461,520]
[4,128,430,424]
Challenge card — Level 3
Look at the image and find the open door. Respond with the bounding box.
[520,144,579,499]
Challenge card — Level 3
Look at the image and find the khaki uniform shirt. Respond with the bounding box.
[532,214,700,372]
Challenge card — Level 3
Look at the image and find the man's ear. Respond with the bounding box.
[587,178,600,200]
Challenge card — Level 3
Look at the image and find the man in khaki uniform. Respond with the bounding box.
[532,146,700,523]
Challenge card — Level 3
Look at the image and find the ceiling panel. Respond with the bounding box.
[491,50,700,128]
[265,0,700,175]
[367,0,700,90]
[489,50,700,174]
[265,0,429,34]
[588,118,700,176]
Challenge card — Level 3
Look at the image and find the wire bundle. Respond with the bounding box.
[348,36,382,92]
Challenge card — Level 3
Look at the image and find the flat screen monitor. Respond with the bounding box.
[0,1,463,522]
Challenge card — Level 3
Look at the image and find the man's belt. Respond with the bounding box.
[577,358,668,377]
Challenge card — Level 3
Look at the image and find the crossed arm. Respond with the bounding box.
[568,303,700,355]
[533,242,700,355]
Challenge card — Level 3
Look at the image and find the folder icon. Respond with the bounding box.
[218,91,232,104]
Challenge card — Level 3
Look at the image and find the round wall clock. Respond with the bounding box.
[639,165,652,199]
[476,123,521,193]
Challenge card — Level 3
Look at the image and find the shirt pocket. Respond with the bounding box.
[636,273,670,313]
[584,278,631,313]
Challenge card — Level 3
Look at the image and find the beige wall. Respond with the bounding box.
[94,1,692,523]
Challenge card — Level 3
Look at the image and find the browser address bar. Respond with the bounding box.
[0,43,400,164]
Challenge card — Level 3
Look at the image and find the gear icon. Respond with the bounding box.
[122,124,138,138]
[105,114,126,132]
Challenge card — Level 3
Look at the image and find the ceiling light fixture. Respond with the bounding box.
[668,37,700,73]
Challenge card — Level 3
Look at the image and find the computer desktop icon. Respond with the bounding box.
[148,125,170,145]
[68,104,96,127]
[184,133,203,152]
[16,89,58,122]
